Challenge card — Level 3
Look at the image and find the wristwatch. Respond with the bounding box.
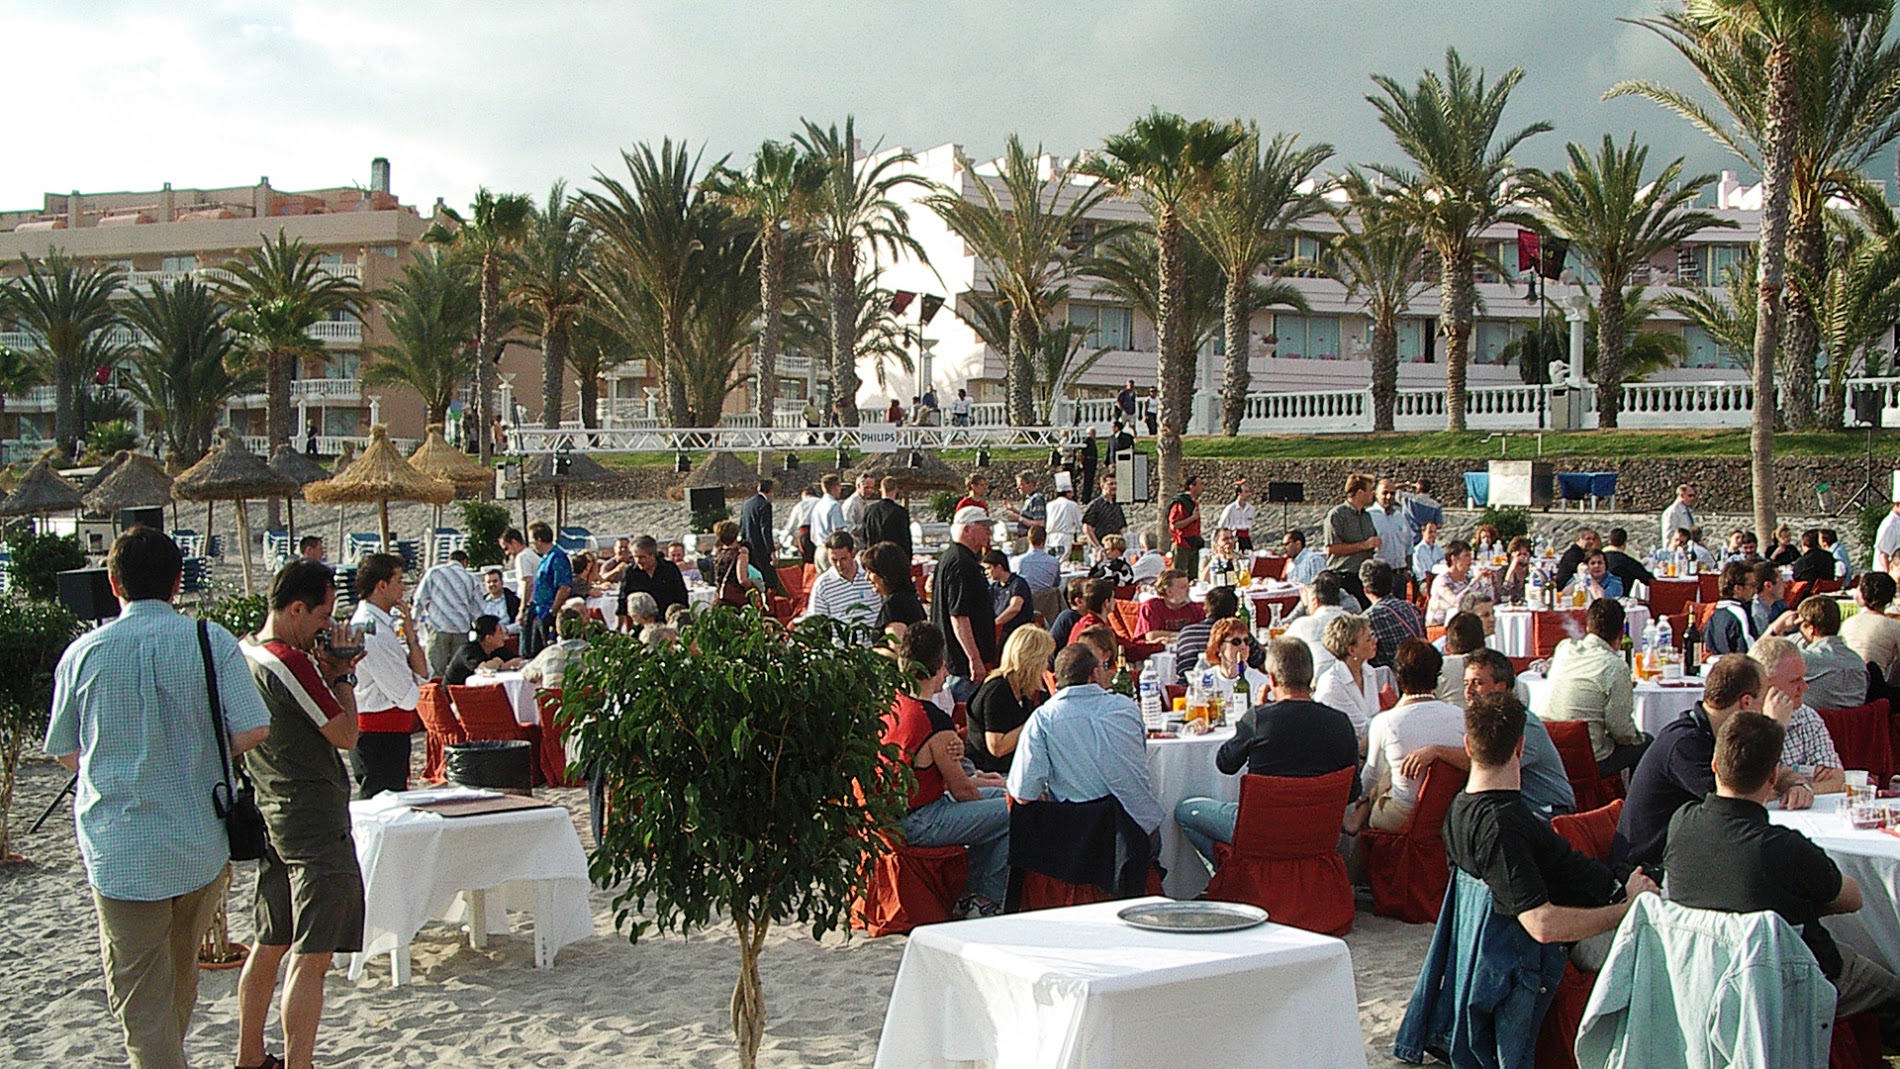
[331,673,357,687]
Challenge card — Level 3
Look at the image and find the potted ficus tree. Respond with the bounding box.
[0,598,83,862]
[565,608,910,1069]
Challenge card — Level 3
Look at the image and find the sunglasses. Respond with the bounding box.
[1223,637,1250,647]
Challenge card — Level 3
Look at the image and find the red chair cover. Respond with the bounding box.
[1360,763,1468,923]
[1829,1011,1883,1069]
[1426,625,1447,646]
[776,565,806,601]
[533,687,579,787]
[415,682,465,784]
[1251,555,1286,580]
[1818,700,1893,783]
[1533,800,1625,1069]
[1647,580,1696,619]
[1016,865,1166,912]
[1698,573,1720,602]
[850,841,969,937]
[1532,609,1587,659]
[1544,721,1625,813]
[1206,768,1356,936]
[446,683,540,782]
[1551,799,1623,862]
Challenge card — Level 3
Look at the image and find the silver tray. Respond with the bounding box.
[1117,901,1268,933]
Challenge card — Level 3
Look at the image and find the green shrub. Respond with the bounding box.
[690,502,731,534]
[1858,502,1887,572]
[196,592,267,639]
[1477,506,1530,543]
[929,491,960,524]
[459,500,510,568]
[0,598,82,858]
[86,419,138,460]
[4,530,89,602]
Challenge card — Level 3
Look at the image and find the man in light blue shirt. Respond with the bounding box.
[46,527,272,1069]
[1010,524,1062,596]
[808,472,848,559]
[1006,643,1164,835]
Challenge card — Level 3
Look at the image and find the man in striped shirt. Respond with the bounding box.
[413,549,483,678]
[804,531,880,635]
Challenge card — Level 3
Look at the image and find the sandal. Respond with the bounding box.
[237,1055,284,1069]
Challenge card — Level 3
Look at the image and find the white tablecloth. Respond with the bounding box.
[464,669,538,726]
[1491,604,1649,659]
[872,897,1366,1069]
[1520,671,1703,736]
[346,791,594,986]
[1146,730,1237,900]
[1771,793,1900,972]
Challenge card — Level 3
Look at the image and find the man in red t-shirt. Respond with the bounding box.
[1168,474,1204,579]
[1137,569,1205,647]
[955,473,989,515]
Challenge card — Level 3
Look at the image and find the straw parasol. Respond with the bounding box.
[854,448,965,496]
[82,450,129,494]
[305,425,453,552]
[173,430,299,596]
[670,450,763,501]
[269,444,331,542]
[0,456,84,527]
[408,424,492,567]
[522,450,611,531]
[82,451,174,523]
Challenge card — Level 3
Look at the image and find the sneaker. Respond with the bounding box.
[971,897,1004,918]
[953,894,980,919]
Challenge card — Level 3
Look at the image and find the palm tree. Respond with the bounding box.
[1367,48,1551,431]
[1081,111,1243,522]
[796,117,929,426]
[121,277,258,467]
[955,293,1107,423]
[1325,172,1432,431]
[1610,5,1900,429]
[928,136,1123,425]
[425,188,532,464]
[363,248,481,427]
[679,218,762,426]
[704,140,825,426]
[567,306,633,429]
[510,182,593,429]
[1519,134,1733,426]
[1188,126,1335,435]
[1793,204,1900,419]
[218,233,362,452]
[1662,255,1760,366]
[0,341,41,421]
[1,251,126,449]
[785,266,912,402]
[579,140,728,428]
[1085,229,1237,371]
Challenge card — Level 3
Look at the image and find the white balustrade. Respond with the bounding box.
[305,320,361,343]
[289,378,361,400]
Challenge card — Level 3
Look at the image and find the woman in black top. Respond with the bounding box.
[966,625,1055,773]
[864,541,926,639]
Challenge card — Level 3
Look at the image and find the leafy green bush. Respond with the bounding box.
[4,530,89,602]
[196,592,267,639]
[1477,506,1531,543]
[689,502,731,534]
[567,610,909,1069]
[929,491,960,524]
[86,419,138,460]
[1858,502,1887,573]
[0,598,82,858]
[459,500,510,568]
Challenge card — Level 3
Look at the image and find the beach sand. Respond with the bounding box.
[2,757,1431,1067]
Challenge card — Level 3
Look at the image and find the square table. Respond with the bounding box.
[346,791,595,987]
[872,897,1367,1069]
[464,669,539,726]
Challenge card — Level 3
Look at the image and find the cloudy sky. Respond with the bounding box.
[10,1,1855,214]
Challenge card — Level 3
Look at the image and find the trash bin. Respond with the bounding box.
[444,740,534,794]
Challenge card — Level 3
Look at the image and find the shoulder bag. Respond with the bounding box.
[200,620,270,861]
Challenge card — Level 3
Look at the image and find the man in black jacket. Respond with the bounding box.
[1602,528,1655,593]
[1792,528,1839,583]
[1552,528,1600,591]
[618,535,689,620]
[738,478,781,595]
[862,475,913,557]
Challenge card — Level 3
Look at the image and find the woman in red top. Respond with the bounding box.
[878,622,1011,914]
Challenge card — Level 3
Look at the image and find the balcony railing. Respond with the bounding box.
[305,320,361,343]
[289,378,362,401]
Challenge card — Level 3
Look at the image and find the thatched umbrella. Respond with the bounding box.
[173,430,299,596]
[855,449,965,498]
[670,450,762,502]
[82,450,128,494]
[269,445,331,543]
[522,450,610,531]
[408,424,492,567]
[0,456,83,530]
[305,425,453,553]
[82,451,175,527]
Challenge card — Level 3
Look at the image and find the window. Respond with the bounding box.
[323,408,363,437]
[1473,320,1528,365]
[1273,314,1342,359]
[1682,325,1744,370]
[317,251,344,265]
[1701,244,1747,285]
[1067,304,1134,350]
[325,351,360,379]
[1397,318,1427,363]
[160,255,197,272]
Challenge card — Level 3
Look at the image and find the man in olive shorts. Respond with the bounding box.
[236,560,366,1069]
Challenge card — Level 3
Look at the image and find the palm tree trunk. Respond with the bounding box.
[1751,44,1798,546]
[1370,313,1399,432]
[53,364,75,453]
[756,228,784,427]
[1442,247,1475,433]
[578,374,600,429]
[1154,207,1187,537]
[828,245,860,426]
[541,320,568,429]
[1596,288,1627,429]
[477,254,501,465]
[662,312,690,427]
[1219,276,1251,436]
[1008,304,1037,426]
[267,349,289,528]
[1784,206,1824,429]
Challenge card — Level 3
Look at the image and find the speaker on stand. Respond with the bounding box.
[1840,388,1886,516]
[1267,481,1306,536]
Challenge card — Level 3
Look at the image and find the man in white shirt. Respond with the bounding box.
[1044,473,1084,560]
[949,387,973,427]
[1371,478,1413,585]
[412,549,483,677]
[1216,479,1257,551]
[501,527,539,651]
[1412,520,1446,587]
[1131,530,1167,584]
[1660,483,1697,547]
[1007,643,1164,838]
[1280,528,1327,586]
[803,531,880,634]
[348,553,431,798]
[808,473,847,561]
[1353,639,1467,832]
[1286,572,1353,676]
[782,485,820,562]
[842,473,879,542]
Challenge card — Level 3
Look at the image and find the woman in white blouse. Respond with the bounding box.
[1313,614,1391,753]
[1217,479,1258,551]
[1191,617,1271,711]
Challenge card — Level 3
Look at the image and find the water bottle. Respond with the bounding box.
[1527,565,1544,606]
[1655,615,1674,668]
[1139,660,1163,732]
[1640,618,1660,677]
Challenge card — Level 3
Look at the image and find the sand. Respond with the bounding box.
[1,757,1432,1068]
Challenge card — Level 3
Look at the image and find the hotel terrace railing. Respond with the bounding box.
[1,317,360,355]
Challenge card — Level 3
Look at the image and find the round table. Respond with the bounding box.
[1146,728,1239,901]
[1519,670,1704,736]
[1771,793,1900,972]
[1492,603,1651,660]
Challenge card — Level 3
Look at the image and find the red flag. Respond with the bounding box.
[918,293,945,326]
[888,291,916,315]
[1516,230,1541,273]
[93,365,112,386]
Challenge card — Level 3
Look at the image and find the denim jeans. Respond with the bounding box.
[1174,797,1238,869]
[902,787,1010,904]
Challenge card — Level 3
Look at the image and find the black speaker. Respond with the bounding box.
[685,486,726,514]
[1266,481,1305,504]
[118,506,163,532]
[57,567,117,621]
[1853,388,1883,428]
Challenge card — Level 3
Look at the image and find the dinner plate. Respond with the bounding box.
[1117,901,1268,933]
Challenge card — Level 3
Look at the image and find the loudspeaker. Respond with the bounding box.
[1853,388,1882,428]
[118,506,163,532]
[686,486,726,515]
[1267,481,1305,504]
[57,567,116,621]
